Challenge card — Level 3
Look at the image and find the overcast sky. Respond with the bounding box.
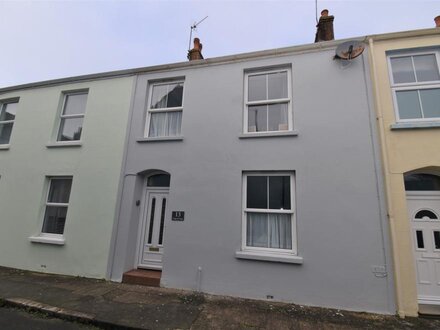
[0,0,438,88]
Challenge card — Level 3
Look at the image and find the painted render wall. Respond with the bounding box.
[110,46,396,313]
[369,30,440,317]
[0,76,134,278]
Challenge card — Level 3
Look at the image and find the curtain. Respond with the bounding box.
[149,111,182,137]
[269,213,292,249]
[247,212,292,249]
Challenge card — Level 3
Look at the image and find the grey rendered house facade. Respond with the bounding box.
[108,39,396,314]
[0,76,134,278]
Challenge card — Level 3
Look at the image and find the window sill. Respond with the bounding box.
[239,130,299,139]
[0,144,10,150]
[46,141,82,148]
[137,136,184,143]
[390,122,440,130]
[235,250,303,264]
[29,235,65,245]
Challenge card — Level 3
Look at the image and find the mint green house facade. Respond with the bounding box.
[0,76,134,278]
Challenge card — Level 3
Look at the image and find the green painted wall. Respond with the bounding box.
[0,76,134,278]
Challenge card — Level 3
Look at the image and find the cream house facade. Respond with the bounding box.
[368,28,440,317]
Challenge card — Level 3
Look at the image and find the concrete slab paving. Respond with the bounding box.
[0,266,438,329]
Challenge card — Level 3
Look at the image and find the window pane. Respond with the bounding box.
[269,176,291,209]
[268,213,292,249]
[147,174,170,187]
[268,72,288,100]
[166,83,183,108]
[416,230,424,249]
[0,123,13,144]
[268,103,288,131]
[149,111,182,137]
[391,57,416,83]
[404,174,440,191]
[247,176,267,209]
[147,198,156,244]
[420,88,440,118]
[42,206,67,234]
[248,74,267,101]
[248,105,267,132]
[434,231,440,250]
[396,90,422,119]
[63,93,87,115]
[247,212,268,247]
[0,102,17,121]
[415,210,438,220]
[58,117,83,141]
[158,198,166,245]
[414,55,440,82]
[151,85,169,109]
[48,179,72,203]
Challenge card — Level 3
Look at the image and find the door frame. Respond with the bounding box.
[135,177,169,270]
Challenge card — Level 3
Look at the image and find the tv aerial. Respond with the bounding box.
[334,40,365,60]
[188,16,208,51]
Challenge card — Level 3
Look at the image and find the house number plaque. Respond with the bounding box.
[172,211,185,221]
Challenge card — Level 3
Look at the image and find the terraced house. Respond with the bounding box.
[3,15,440,317]
[0,76,134,278]
[368,26,440,317]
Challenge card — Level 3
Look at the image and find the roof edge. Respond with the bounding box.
[0,27,437,94]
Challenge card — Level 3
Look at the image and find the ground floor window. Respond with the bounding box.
[243,173,296,254]
[42,177,73,235]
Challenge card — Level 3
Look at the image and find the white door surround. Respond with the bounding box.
[137,186,169,270]
[407,192,440,306]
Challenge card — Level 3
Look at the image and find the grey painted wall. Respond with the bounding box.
[110,47,395,313]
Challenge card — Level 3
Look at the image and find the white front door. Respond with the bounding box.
[407,193,440,305]
[138,189,168,269]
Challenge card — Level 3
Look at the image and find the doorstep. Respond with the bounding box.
[122,269,161,287]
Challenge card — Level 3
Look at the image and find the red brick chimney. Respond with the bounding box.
[188,38,204,61]
[315,9,335,42]
[435,15,440,28]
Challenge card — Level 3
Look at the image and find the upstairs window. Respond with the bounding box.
[146,81,184,137]
[0,100,18,145]
[57,92,88,141]
[389,52,440,121]
[245,69,292,133]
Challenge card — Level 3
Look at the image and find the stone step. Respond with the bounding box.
[122,269,161,287]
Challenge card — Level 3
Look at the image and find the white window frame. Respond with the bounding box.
[40,176,73,238]
[144,80,185,138]
[0,100,19,145]
[243,68,293,134]
[57,91,88,142]
[242,172,297,255]
[388,50,440,123]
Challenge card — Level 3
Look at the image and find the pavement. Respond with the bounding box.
[0,307,98,330]
[0,267,439,330]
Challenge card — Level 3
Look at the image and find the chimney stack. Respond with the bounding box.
[188,38,204,61]
[315,9,335,42]
[435,15,440,28]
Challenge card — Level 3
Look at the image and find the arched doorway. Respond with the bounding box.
[137,172,170,270]
[405,173,440,306]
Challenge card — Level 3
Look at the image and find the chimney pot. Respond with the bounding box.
[435,15,440,28]
[315,10,335,42]
[188,37,204,61]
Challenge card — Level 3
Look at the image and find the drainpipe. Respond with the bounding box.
[368,37,405,318]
